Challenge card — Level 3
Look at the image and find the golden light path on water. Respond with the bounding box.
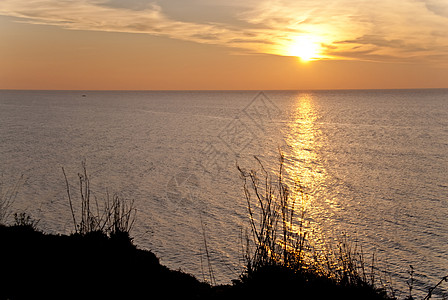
[285,94,324,192]
[283,93,341,255]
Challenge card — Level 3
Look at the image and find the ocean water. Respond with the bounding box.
[0,90,447,297]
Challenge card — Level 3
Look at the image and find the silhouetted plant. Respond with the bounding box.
[0,175,24,224]
[200,217,216,286]
[62,161,136,238]
[13,212,39,230]
[238,153,394,298]
[423,275,448,300]
[238,153,308,276]
[406,265,415,300]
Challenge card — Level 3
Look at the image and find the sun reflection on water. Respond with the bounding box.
[283,93,334,249]
[285,94,325,201]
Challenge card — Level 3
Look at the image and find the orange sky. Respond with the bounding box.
[1,0,448,90]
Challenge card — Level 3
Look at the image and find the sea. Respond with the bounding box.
[0,90,447,298]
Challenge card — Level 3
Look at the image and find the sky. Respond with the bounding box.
[1,0,448,90]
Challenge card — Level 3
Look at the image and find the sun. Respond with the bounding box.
[288,36,322,62]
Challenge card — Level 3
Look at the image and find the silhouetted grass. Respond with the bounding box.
[62,161,136,239]
[1,158,446,299]
[13,212,39,230]
[423,276,448,300]
[235,153,448,299]
[0,175,24,224]
[236,153,395,299]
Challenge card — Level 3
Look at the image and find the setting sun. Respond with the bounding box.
[288,36,322,62]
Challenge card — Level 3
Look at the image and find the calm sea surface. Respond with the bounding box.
[1,90,447,297]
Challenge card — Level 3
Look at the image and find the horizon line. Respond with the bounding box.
[1,87,448,92]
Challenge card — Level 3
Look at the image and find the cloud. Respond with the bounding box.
[422,0,448,18]
[336,34,429,59]
[0,1,221,40]
[98,0,153,11]
[0,0,447,63]
[240,0,448,61]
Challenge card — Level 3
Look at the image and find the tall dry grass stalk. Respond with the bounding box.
[423,275,448,300]
[238,153,388,293]
[238,153,308,275]
[0,175,24,224]
[62,161,136,238]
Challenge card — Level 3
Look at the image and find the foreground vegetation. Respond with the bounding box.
[1,159,446,299]
[236,154,396,300]
[0,223,399,300]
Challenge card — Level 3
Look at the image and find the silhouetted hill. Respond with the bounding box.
[0,225,210,299]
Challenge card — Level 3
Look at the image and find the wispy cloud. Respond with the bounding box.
[241,0,448,62]
[1,0,447,63]
[0,0,269,53]
[422,0,448,18]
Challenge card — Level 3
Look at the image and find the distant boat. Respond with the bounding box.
[82,94,87,97]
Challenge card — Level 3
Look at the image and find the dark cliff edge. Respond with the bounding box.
[0,224,403,300]
[0,225,212,300]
